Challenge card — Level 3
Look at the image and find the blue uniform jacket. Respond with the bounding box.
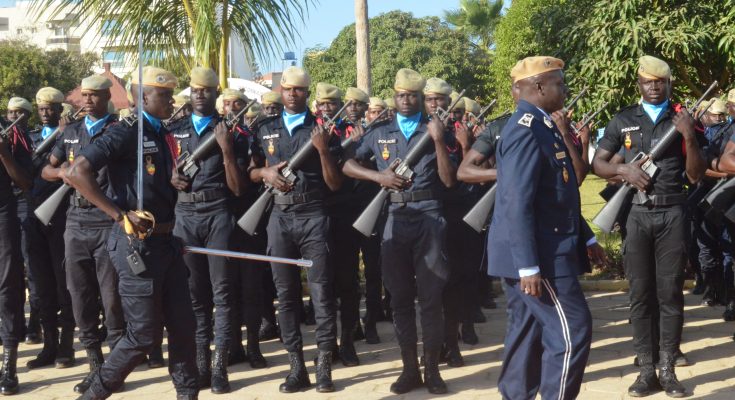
[488,100,591,279]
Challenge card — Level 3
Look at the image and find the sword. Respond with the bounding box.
[136,32,144,211]
[184,246,313,267]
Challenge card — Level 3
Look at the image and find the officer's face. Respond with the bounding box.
[223,98,246,115]
[727,102,735,119]
[143,86,175,120]
[637,77,670,105]
[451,109,464,122]
[37,103,62,127]
[281,87,309,113]
[424,94,449,115]
[395,91,422,116]
[264,103,283,117]
[318,100,342,119]
[346,101,367,123]
[366,107,384,122]
[191,87,218,116]
[6,109,29,127]
[538,71,567,112]
[81,90,111,119]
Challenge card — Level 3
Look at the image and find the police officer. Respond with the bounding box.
[248,66,342,393]
[727,89,735,121]
[384,97,397,120]
[262,91,284,117]
[343,68,455,394]
[219,88,268,370]
[67,66,199,400]
[0,97,33,395]
[18,88,78,371]
[41,76,125,393]
[489,56,593,400]
[592,55,706,397]
[366,97,387,124]
[169,67,249,394]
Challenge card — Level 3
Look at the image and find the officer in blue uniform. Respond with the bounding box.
[343,68,455,395]
[169,67,250,394]
[0,97,34,395]
[42,77,125,394]
[66,66,198,400]
[248,66,342,393]
[489,57,593,400]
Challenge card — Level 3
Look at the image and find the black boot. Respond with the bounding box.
[460,322,479,345]
[0,346,19,395]
[74,347,104,393]
[196,345,212,389]
[628,353,661,397]
[423,347,448,394]
[315,350,335,393]
[659,351,687,398]
[692,272,705,295]
[339,327,360,367]
[353,321,365,341]
[258,318,279,341]
[26,326,58,369]
[246,330,266,369]
[55,328,76,368]
[211,347,230,394]
[228,327,246,367]
[25,308,42,345]
[364,320,380,344]
[148,345,165,368]
[471,307,487,323]
[176,395,198,400]
[278,351,310,393]
[390,345,422,394]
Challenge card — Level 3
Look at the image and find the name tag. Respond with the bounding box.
[263,134,280,140]
[555,151,566,159]
[143,141,156,148]
[377,138,397,144]
[173,133,190,139]
[63,139,79,144]
[142,147,159,154]
[621,126,640,133]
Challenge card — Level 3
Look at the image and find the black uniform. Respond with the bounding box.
[0,126,32,348]
[353,115,450,351]
[254,112,339,353]
[80,114,198,397]
[597,103,704,358]
[51,117,124,350]
[170,115,248,350]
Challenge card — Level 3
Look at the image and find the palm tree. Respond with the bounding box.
[354,0,371,94]
[29,0,314,88]
[444,0,504,51]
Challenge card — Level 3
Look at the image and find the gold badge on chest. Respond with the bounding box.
[177,140,182,156]
[268,139,275,155]
[145,155,155,176]
[68,148,74,162]
[625,132,632,150]
[382,144,390,160]
[562,167,569,183]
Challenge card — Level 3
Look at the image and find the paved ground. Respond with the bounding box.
[15,290,735,399]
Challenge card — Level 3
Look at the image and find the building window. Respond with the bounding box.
[101,19,119,36]
[0,18,9,32]
[54,27,68,36]
[102,50,126,68]
[16,28,23,34]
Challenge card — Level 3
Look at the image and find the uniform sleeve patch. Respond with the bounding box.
[518,113,534,127]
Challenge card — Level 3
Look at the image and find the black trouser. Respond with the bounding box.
[88,227,198,397]
[262,266,278,326]
[230,227,265,334]
[444,206,483,328]
[381,210,449,350]
[328,214,362,333]
[267,212,336,352]
[175,206,237,348]
[65,223,124,349]
[17,196,40,315]
[625,205,686,356]
[23,211,73,333]
[360,225,382,322]
[0,201,25,347]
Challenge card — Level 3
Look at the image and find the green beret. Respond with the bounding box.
[315,82,342,102]
[638,55,671,80]
[345,87,369,104]
[423,77,452,96]
[81,75,113,91]
[280,66,311,88]
[36,87,64,105]
[394,68,426,92]
[190,67,219,88]
[7,97,32,112]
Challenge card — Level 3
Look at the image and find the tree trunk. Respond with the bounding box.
[219,0,229,89]
[354,0,371,95]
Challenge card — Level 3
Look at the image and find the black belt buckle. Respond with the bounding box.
[126,237,147,276]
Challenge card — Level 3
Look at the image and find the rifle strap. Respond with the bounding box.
[163,132,179,161]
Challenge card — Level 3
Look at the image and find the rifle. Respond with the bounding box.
[176,99,256,179]
[164,104,187,127]
[563,86,588,113]
[0,115,24,141]
[463,184,497,233]
[468,99,496,128]
[236,100,353,235]
[572,101,608,136]
[434,90,466,123]
[592,81,719,233]
[33,108,85,162]
[352,90,467,237]
[699,176,735,223]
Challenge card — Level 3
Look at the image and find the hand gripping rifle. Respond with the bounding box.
[0,115,25,141]
[176,99,256,179]
[352,89,467,237]
[236,100,353,235]
[592,81,719,233]
[33,108,85,164]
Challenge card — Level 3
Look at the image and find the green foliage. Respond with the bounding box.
[303,10,493,103]
[0,40,97,120]
[444,0,504,51]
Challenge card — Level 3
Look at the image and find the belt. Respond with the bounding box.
[273,190,323,205]
[632,193,687,206]
[389,190,437,203]
[71,194,93,208]
[151,221,175,236]
[177,188,229,203]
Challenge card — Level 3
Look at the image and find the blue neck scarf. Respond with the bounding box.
[84,114,110,137]
[396,112,421,140]
[191,114,215,136]
[41,125,57,140]
[282,110,307,136]
[641,99,669,123]
[143,111,162,133]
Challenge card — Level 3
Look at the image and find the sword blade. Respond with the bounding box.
[136,32,144,211]
[184,246,313,268]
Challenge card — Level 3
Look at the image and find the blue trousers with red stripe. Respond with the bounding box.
[498,276,592,400]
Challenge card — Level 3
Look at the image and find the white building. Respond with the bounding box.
[0,0,255,79]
